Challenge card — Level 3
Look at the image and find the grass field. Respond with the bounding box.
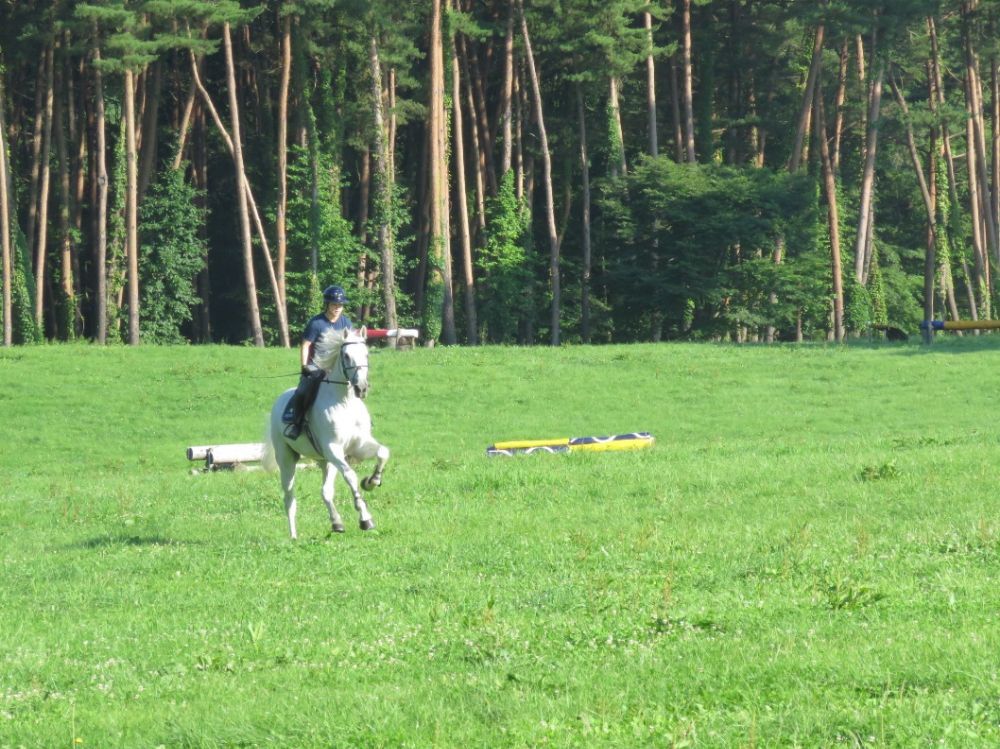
[2,337,1000,747]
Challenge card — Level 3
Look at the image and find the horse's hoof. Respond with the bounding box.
[361,477,373,491]
[332,523,345,534]
[359,519,376,531]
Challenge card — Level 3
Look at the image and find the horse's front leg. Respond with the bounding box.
[319,461,345,533]
[360,442,390,490]
[325,445,375,531]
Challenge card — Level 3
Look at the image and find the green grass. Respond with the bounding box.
[3,337,1000,747]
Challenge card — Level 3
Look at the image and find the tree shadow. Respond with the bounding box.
[879,336,1000,356]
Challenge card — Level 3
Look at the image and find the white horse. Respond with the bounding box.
[262,328,389,539]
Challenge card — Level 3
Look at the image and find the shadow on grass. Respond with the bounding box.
[71,534,191,549]
[848,336,1000,356]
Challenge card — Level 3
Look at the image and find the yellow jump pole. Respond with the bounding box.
[487,433,654,457]
[921,319,1000,343]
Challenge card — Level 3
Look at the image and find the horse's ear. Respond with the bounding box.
[358,325,368,340]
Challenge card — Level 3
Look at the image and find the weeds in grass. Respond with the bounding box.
[859,460,901,481]
[814,572,887,610]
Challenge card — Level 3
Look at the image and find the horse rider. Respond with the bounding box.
[283,285,354,438]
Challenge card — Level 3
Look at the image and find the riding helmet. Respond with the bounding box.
[322,285,349,305]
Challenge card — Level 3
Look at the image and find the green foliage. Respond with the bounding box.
[868,252,889,327]
[422,251,445,343]
[137,168,207,343]
[11,225,41,344]
[844,276,873,332]
[600,156,818,340]
[478,171,530,343]
[106,112,127,344]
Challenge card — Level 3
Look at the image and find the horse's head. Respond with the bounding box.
[314,327,371,399]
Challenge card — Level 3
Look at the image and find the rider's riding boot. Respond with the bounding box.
[284,419,303,439]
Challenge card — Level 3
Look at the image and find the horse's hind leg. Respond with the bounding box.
[325,445,375,531]
[319,461,345,533]
[360,441,390,491]
[276,448,299,540]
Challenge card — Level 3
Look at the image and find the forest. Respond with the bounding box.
[0,0,996,347]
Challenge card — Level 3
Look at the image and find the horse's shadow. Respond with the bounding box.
[70,534,190,550]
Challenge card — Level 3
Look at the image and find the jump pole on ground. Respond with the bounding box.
[486,432,654,457]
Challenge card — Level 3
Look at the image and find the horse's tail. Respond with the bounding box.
[261,413,278,472]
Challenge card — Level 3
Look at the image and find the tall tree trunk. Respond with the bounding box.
[69,53,86,321]
[962,12,998,269]
[889,75,939,329]
[853,60,884,283]
[518,0,561,345]
[34,44,55,335]
[192,46,288,345]
[500,2,515,174]
[94,49,109,345]
[789,25,824,172]
[137,60,161,203]
[459,38,487,233]
[992,55,999,236]
[54,54,76,340]
[928,126,939,325]
[669,56,684,162]
[276,12,291,322]
[194,105,212,341]
[929,15,969,320]
[577,83,593,343]
[609,75,627,175]
[223,23,264,347]
[966,97,989,315]
[171,75,199,170]
[124,67,141,344]
[681,0,696,162]
[832,38,849,173]
[747,72,760,165]
[814,78,844,342]
[388,67,397,179]
[467,41,496,197]
[645,11,658,158]
[26,53,47,271]
[371,34,399,333]
[428,0,456,344]
[450,32,476,344]
[0,69,11,346]
[514,66,526,200]
[414,123,430,319]
[356,145,371,318]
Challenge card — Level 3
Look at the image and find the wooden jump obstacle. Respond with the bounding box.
[486,432,655,457]
[366,328,420,347]
[187,443,265,470]
[920,319,1000,343]
[186,442,319,473]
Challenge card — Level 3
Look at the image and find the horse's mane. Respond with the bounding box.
[313,327,365,371]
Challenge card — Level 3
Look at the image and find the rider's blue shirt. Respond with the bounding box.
[303,313,353,363]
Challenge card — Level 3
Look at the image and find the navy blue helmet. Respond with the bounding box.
[323,285,349,305]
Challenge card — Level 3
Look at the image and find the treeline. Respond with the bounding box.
[0,0,997,347]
